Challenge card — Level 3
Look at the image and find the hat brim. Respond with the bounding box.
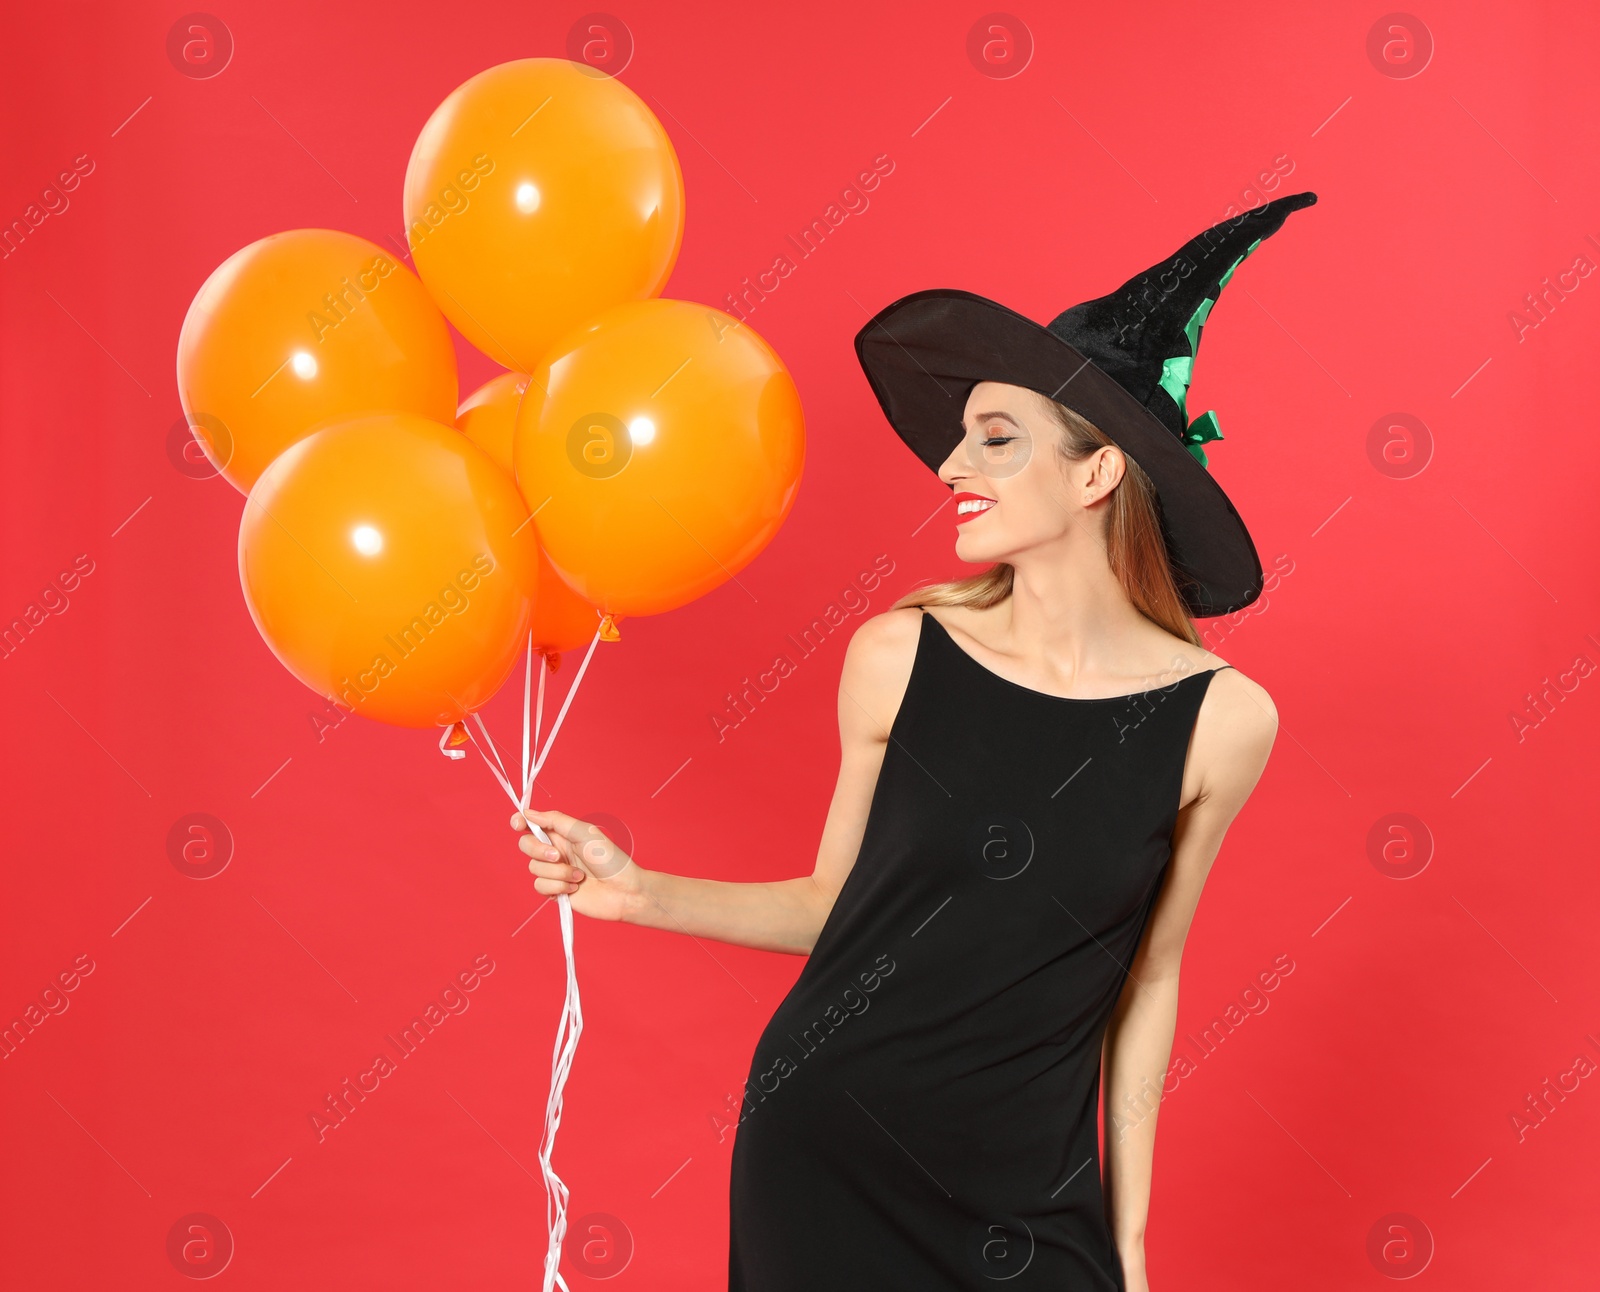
[854,288,1263,618]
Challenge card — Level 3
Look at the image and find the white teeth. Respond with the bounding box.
[957,499,996,515]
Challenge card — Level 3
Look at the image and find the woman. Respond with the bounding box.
[513,190,1317,1290]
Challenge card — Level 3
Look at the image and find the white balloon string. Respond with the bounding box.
[531,655,548,793]
[531,626,603,782]
[521,635,533,803]
[540,891,581,1292]
[463,714,573,1290]
[465,718,518,803]
[521,630,600,1292]
[469,711,516,797]
[455,628,602,1291]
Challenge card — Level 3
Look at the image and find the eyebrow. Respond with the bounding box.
[966,410,1023,430]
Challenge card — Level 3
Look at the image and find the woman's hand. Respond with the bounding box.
[511,807,646,923]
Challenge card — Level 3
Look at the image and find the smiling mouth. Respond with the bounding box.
[954,493,996,524]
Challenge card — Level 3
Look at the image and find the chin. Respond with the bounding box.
[954,530,1007,565]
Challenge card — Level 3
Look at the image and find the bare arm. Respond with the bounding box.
[1100,668,1278,1288]
[513,608,923,955]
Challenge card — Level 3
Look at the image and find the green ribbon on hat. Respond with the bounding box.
[1155,236,1262,467]
[1182,410,1223,466]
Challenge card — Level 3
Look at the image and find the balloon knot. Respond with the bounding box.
[599,613,622,642]
[439,721,470,760]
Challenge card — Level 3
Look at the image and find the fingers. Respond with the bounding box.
[512,808,567,853]
[526,855,583,878]
[518,829,579,869]
[513,809,618,894]
[519,806,585,841]
[529,859,584,894]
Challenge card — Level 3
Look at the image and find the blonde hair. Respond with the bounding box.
[892,393,1200,646]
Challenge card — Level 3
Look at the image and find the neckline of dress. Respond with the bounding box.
[922,609,1224,705]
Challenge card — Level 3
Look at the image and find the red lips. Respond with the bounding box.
[953,491,997,525]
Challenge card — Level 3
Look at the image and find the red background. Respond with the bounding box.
[3,1,1598,1287]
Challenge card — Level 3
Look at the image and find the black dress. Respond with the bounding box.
[728,608,1229,1290]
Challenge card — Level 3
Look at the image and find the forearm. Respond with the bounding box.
[625,869,832,955]
[1101,971,1181,1253]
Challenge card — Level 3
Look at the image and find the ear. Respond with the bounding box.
[1082,444,1126,504]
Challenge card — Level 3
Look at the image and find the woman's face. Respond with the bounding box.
[937,380,1123,565]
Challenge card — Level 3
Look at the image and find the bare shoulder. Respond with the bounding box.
[1191,665,1279,809]
[837,607,925,743]
[843,605,924,679]
[1206,664,1278,731]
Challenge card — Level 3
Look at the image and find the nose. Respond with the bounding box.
[937,434,971,488]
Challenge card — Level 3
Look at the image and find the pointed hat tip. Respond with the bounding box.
[1183,188,1318,267]
[1220,188,1317,230]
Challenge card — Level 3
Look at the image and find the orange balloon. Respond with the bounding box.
[513,299,805,617]
[403,58,685,371]
[239,413,539,727]
[530,546,604,655]
[456,371,533,474]
[177,229,459,493]
[455,374,600,653]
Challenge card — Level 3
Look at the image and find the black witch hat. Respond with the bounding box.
[854,190,1318,617]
